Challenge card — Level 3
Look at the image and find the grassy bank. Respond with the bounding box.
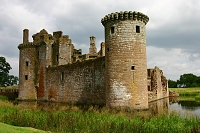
[0,100,199,133]
[0,122,49,133]
[170,87,200,97]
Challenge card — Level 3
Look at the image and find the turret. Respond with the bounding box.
[101,11,149,109]
[89,36,97,55]
[18,29,37,100]
[23,29,29,44]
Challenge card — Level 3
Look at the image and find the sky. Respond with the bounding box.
[0,0,200,81]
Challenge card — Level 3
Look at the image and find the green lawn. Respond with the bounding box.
[169,87,200,97]
[0,123,50,133]
[169,87,200,92]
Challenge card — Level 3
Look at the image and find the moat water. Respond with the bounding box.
[15,97,200,118]
[169,97,200,117]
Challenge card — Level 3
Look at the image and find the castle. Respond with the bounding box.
[18,11,168,109]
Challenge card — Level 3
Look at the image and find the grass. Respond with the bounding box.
[195,94,200,101]
[0,100,199,133]
[0,95,8,101]
[0,122,50,133]
[169,87,200,97]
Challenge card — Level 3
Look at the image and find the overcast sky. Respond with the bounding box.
[0,0,200,80]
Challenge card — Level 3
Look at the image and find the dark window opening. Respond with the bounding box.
[148,86,151,91]
[131,66,135,70]
[25,75,28,80]
[148,69,151,77]
[136,26,140,33]
[111,26,115,34]
[107,48,110,51]
[61,72,64,81]
[26,61,29,66]
[56,55,59,62]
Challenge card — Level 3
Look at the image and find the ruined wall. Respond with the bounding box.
[58,35,73,65]
[37,44,47,100]
[101,11,149,109]
[52,31,63,66]
[148,66,169,102]
[45,57,105,105]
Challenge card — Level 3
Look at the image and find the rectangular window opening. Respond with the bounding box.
[25,75,28,80]
[136,26,140,33]
[26,61,29,66]
[148,69,151,77]
[61,72,64,81]
[107,48,110,52]
[131,66,135,70]
[148,86,151,91]
[111,26,115,34]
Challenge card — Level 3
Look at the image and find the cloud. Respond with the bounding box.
[0,0,200,80]
[147,46,200,80]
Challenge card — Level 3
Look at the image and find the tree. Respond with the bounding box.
[0,57,18,86]
[177,73,198,88]
[168,79,177,88]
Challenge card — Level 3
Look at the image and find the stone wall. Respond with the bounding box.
[18,11,170,109]
[148,66,169,102]
[102,11,149,109]
[18,45,37,100]
[37,44,46,100]
[45,57,105,105]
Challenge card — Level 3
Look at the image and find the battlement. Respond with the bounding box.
[101,11,149,26]
[18,42,35,50]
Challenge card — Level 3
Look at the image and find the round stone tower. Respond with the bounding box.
[18,29,37,100]
[101,11,149,109]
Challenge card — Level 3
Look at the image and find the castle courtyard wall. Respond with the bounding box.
[45,57,105,105]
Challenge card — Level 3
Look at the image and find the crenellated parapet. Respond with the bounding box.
[101,11,149,26]
[18,42,35,50]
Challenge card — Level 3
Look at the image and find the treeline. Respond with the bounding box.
[0,57,18,87]
[168,73,200,88]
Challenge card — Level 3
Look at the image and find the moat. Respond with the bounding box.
[15,97,200,118]
[169,98,200,117]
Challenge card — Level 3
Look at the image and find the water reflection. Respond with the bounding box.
[148,98,169,115]
[16,97,200,117]
[169,97,200,117]
[178,101,200,110]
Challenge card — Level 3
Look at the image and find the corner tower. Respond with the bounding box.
[101,11,149,109]
[18,29,37,100]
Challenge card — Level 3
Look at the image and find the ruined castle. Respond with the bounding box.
[18,11,168,109]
